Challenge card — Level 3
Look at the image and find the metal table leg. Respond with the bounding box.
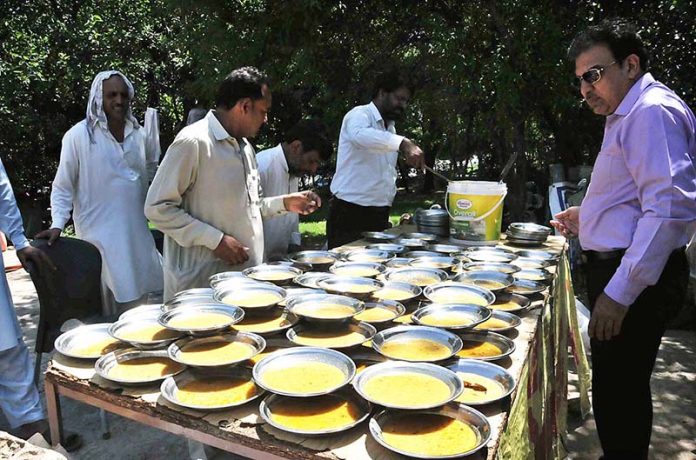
[100,409,110,439]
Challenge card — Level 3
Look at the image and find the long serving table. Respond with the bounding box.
[44,230,591,459]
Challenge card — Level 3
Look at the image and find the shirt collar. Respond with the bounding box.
[276,144,289,175]
[208,110,233,141]
[368,101,396,130]
[98,118,134,139]
[367,102,384,125]
[612,72,656,117]
[208,109,248,151]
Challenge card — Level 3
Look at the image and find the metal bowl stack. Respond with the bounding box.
[414,208,449,237]
[506,223,552,246]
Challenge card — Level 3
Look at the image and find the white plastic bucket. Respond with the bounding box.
[445,181,507,245]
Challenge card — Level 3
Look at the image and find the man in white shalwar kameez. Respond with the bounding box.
[37,71,163,316]
[146,67,321,302]
[0,158,55,439]
[146,66,323,460]
[257,118,332,260]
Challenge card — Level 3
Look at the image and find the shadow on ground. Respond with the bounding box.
[566,330,696,460]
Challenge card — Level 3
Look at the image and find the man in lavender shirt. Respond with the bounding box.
[551,19,696,459]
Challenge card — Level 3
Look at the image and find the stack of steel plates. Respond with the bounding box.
[505,223,552,246]
[414,208,449,236]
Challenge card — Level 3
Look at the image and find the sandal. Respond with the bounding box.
[16,419,83,452]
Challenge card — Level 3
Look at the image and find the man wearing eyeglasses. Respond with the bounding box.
[551,19,696,459]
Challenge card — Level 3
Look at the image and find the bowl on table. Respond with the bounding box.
[286,322,376,349]
[259,387,372,436]
[372,325,463,363]
[109,316,184,349]
[422,282,495,307]
[455,331,516,361]
[161,291,217,313]
[366,243,407,255]
[488,292,531,313]
[394,237,428,251]
[384,267,448,288]
[408,256,459,273]
[329,261,386,279]
[252,347,355,397]
[160,366,263,411]
[243,264,303,286]
[426,243,463,254]
[286,293,364,324]
[400,232,439,243]
[353,361,463,410]
[462,261,521,275]
[55,323,123,359]
[453,270,515,293]
[293,272,333,289]
[353,299,406,325]
[463,248,518,264]
[208,271,248,289]
[95,348,186,385]
[158,303,245,336]
[213,282,286,311]
[167,332,265,367]
[278,287,325,307]
[513,268,554,284]
[342,249,394,264]
[118,304,163,321]
[412,303,491,331]
[473,310,522,333]
[361,231,399,243]
[318,276,384,300]
[287,250,340,271]
[370,281,422,303]
[369,403,491,458]
[506,279,547,296]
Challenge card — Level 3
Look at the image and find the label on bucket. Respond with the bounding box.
[447,183,506,243]
[456,199,473,210]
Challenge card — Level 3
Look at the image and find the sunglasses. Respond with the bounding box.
[577,61,617,85]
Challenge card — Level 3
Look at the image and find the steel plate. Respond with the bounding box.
[253,347,355,397]
[353,361,462,409]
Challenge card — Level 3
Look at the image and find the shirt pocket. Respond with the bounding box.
[588,149,619,195]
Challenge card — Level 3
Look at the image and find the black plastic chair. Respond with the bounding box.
[26,237,104,384]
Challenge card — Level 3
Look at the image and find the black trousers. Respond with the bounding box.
[584,248,688,460]
[326,197,390,249]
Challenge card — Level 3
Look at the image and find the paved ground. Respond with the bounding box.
[1,249,695,459]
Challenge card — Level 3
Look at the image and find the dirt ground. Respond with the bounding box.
[1,248,695,460]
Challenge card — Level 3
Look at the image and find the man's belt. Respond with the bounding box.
[582,249,626,263]
[582,246,687,264]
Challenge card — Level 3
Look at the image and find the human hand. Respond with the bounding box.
[17,245,57,274]
[588,292,628,341]
[213,235,249,265]
[284,191,322,215]
[35,228,61,246]
[399,138,425,169]
[549,206,580,239]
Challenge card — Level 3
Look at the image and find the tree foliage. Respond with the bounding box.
[1,0,694,222]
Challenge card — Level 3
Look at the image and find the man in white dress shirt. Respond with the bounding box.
[0,158,55,440]
[257,119,332,260]
[327,70,425,248]
[37,71,163,316]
